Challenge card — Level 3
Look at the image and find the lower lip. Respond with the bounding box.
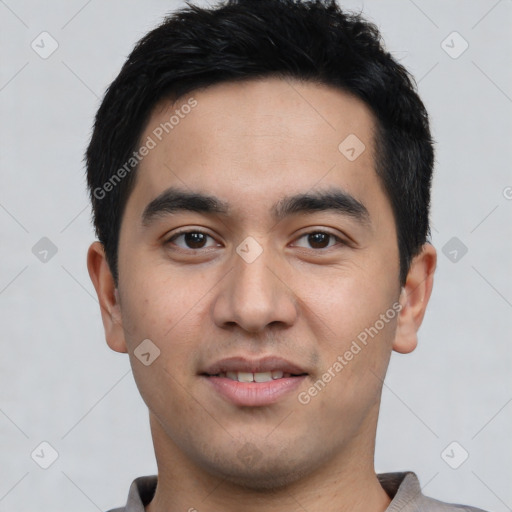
[202,375,307,407]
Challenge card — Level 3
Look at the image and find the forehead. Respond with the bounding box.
[124,77,386,226]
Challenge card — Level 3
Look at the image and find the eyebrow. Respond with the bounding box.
[141,186,370,227]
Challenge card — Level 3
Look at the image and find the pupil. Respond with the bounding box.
[309,233,328,248]
[185,232,206,248]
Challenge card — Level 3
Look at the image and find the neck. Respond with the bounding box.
[145,414,391,512]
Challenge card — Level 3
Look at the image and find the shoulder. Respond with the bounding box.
[378,471,490,512]
[104,475,158,512]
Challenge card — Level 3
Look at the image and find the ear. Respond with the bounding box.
[393,243,437,354]
[87,241,127,353]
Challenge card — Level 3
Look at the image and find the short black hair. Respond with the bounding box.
[86,0,434,286]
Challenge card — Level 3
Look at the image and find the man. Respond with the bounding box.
[85,1,486,511]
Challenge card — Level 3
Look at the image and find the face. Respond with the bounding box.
[89,77,434,489]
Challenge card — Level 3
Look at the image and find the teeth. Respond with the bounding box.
[237,372,254,383]
[222,370,288,382]
[254,371,273,382]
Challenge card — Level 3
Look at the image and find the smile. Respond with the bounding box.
[207,370,303,382]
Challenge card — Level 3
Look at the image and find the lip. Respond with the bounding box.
[202,374,307,407]
[200,356,309,407]
[201,356,308,376]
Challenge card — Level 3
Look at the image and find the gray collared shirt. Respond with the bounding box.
[106,471,488,512]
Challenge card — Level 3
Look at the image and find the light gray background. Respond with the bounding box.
[1,1,511,511]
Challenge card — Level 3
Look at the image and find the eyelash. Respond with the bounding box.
[164,229,346,251]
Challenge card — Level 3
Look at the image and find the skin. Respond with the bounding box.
[88,77,436,512]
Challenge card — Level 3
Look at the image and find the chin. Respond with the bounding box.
[204,447,321,491]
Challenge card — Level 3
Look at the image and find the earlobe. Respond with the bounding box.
[86,241,128,354]
[393,243,437,354]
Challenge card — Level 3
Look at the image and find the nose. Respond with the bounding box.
[212,244,298,333]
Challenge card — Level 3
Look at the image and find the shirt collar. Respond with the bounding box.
[117,471,419,512]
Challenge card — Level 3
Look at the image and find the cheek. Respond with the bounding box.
[296,259,398,337]
[118,262,213,396]
[296,264,398,393]
[119,262,209,347]
[303,293,397,432]
[119,275,203,416]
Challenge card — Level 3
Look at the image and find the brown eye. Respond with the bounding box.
[308,233,330,248]
[183,232,207,248]
[167,231,217,250]
[293,231,343,250]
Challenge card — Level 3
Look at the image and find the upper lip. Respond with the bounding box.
[201,356,308,375]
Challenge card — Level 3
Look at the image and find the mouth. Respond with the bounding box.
[203,370,307,382]
[200,356,309,406]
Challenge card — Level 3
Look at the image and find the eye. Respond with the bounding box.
[166,230,219,250]
[292,231,344,250]
[165,229,345,252]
